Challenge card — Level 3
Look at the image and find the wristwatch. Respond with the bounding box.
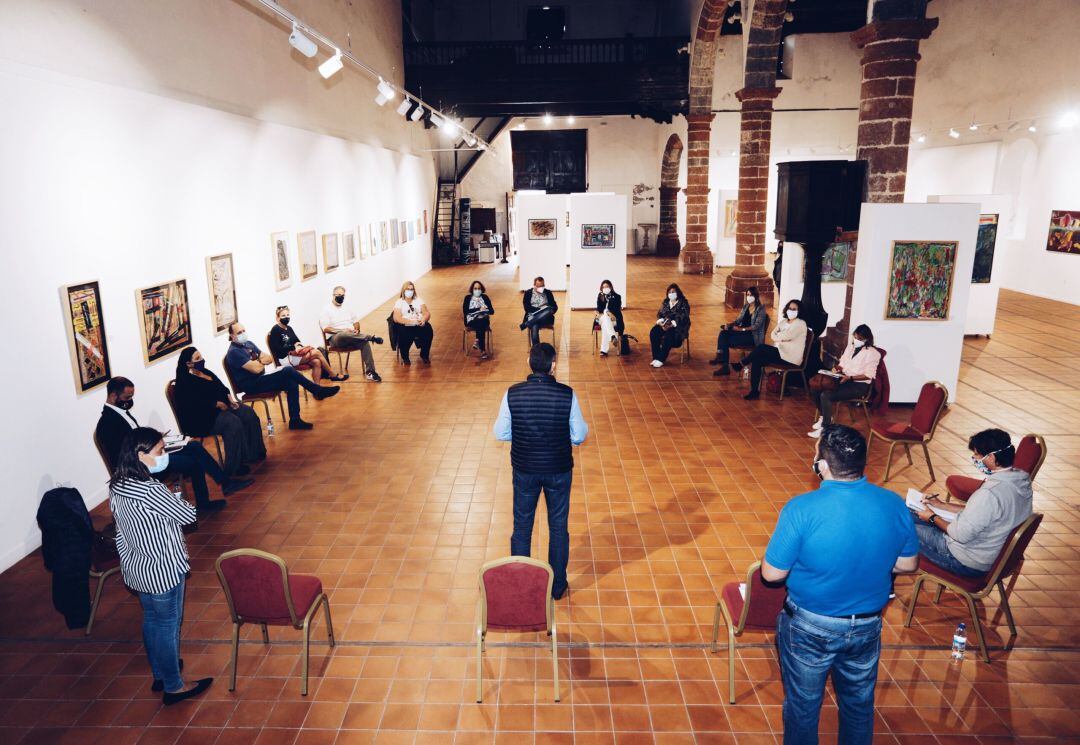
[928,514,938,528]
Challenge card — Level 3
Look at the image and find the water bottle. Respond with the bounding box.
[266,418,276,437]
[951,622,967,662]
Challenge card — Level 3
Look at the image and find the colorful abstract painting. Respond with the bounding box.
[821,241,852,283]
[62,280,111,392]
[972,214,998,283]
[1046,210,1080,254]
[723,199,738,237]
[885,241,958,321]
[136,278,192,363]
[581,223,616,248]
[528,219,557,240]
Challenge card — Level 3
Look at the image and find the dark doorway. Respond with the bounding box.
[526,6,566,41]
[511,129,587,193]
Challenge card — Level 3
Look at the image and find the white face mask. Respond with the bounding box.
[404,289,415,299]
[473,288,482,297]
[745,295,754,304]
[785,309,798,320]
[853,338,865,348]
[535,286,544,293]
[668,293,678,302]
[235,332,249,344]
[602,287,611,295]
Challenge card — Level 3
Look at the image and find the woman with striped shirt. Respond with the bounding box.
[109,426,213,705]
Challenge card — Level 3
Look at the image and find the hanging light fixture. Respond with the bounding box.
[288,23,318,58]
[948,128,960,139]
[916,133,926,143]
[968,117,978,131]
[566,115,576,124]
[409,103,424,121]
[318,49,344,79]
[543,113,553,125]
[374,78,396,106]
[1028,121,1037,133]
[396,97,412,116]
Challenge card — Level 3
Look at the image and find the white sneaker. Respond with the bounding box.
[650,360,663,368]
[812,417,823,430]
[807,428,822,439]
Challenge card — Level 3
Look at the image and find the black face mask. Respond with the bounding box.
[811,459,825,480]
[334,295,345,305]
[117,399,134,411]
[279,316,290,326]
[192,360,206,372]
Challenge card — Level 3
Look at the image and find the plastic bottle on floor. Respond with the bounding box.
[266,418,276,437]
[951,622,967,662]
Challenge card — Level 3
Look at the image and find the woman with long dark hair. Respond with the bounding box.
[734,298,808,399]
[174,347,265,477]
[463,280,495,359]
[595,279,624,356]
[109,426,212,705]
[649,283,691,367]
[711,286,768,375]
[808,323,881,437]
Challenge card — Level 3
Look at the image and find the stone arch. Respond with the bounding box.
[657,133,684,256]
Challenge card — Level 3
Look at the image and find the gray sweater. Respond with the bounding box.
[946,468,1033,571]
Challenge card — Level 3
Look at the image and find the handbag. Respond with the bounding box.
[809,374,839,393]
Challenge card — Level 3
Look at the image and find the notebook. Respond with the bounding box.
[905,488,956,522]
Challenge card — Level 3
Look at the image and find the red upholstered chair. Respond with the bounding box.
[215,549,335,695]
[475,557,559,703]
[711,561,788,703]
[904,512,1042,662]
[867,381,948,482]
[946,434,1047,502]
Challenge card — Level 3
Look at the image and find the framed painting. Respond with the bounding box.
[972,214,999,283]
[423,209,428,233]
[399,219,408,245]
[60,280,111,393]
[322,233,340,272]
[270,231,292,291]
[1046,210,1080,254]
[136,278,192,364]
[528,219,557,240]
[821,241,852,283]
[380,221,389,252]
[582,223,616,248]
[343,230,357,265]
[723,199,738,237]
[298,230,318,280]
[357,225,368,259]
[205,252,237,335]
[407,221,415,242]
[884,241,958,321]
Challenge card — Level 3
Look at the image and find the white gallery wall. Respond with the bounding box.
[568,193,630,308]
[515,193,570,291]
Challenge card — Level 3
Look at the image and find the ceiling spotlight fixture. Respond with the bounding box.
[730,149,737,156]
[916,133,926,143]
[515,122,526,130]
[288,23,318,58]
[1061,110,1079,128]
[409,103,424,121]
[464,133,478,148]
[440,117,458,135]
[968,118,978,131]
[543,113,553,125]
[948,128,960,139]
[1007,121,1021,133]
[566,115,576,124]
[318,49,344,79]
[429,112,445,129]
[374,78,396,106]
[1028,121,1037,133]
[396,97,412,116]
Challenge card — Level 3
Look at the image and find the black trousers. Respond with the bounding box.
[211,406,266,476]
[649,325,684,362]
[166,441,226,507]
[467,317,490,351]
[396,323,434,362]
[715,329,755,365]
[523,308,555,345]
[743,344,784,392]
[813,380,871,426]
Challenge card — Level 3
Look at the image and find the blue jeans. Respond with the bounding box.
[138,575,186,693]
[511,470,571,595]
[243,367,321,421]
[914,521,986,577]
[777,600,882,745]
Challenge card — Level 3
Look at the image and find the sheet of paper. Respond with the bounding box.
[906,488,957,522]
[818,370,843,378]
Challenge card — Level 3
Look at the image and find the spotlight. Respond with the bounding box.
[464,133,478,148]
[374,78,395,106]
[288,23,318,58]
[543,113,553,125]
[948,128,960,139]
[440,117,458,135]
[514,122,526,130]
[968,119,978,131]
[916,133,926,143]
[730,149,737,156]
[429,112,445,129]
[566,116,576,124]
[409,103,424,121]
[1028,121,1037,133]
[318,50,344,79]
[1061,111,1079,128]
[396,97,412,116]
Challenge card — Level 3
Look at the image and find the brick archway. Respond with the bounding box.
[656,133,684,256]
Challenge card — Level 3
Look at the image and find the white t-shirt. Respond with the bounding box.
[319,303,357,332]
[394,297,427,323]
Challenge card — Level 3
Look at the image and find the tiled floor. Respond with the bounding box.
[1,256,1078,744]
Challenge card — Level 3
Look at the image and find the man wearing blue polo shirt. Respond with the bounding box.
[763,424,919,745]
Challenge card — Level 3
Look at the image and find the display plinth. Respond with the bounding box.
[514,193,569,291]
[569,193,629,308]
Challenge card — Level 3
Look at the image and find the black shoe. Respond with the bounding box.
[163,678,213,706]
[197,499,228,513]
[222,477,254,496]
[312,385,340,400]
[519,323,528,331]
[420,357,430,365]
[234,465,251,477]
[329,373,349,382]
[709,356,722,365]
[599,351,608,357]
[552,586,568,601]
[366,371,382,383]
[371,336,384,345]
[731,361,744,372]
[743,390,760,401]
[152,660,184,692]
[401,358,411,365]
[713,365,730,377]
[289,419,314,430]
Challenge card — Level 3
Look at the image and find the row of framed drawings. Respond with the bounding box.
[526,220,617,248]
[273,211,429,290]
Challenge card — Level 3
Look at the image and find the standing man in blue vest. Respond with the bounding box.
[493,343,588,600]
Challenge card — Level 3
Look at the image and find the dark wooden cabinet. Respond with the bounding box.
[511,130,587,193]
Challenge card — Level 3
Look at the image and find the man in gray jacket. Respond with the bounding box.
[913,428,1033,575]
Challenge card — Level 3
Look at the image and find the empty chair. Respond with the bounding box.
[867,381,948,481]
[946,434,1046,502]
[215,549,334,695]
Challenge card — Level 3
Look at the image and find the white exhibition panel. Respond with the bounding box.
[569,193,630,309]
[928,194,1012,336]
[849,203,979,405]
[515,193,569,291]
[713,188,738,266]
[777,242,848,327]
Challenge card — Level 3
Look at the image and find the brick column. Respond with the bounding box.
[723,86,781,308]
[656,186,681,255]
[824,17,938,362]
[678,113,714,274]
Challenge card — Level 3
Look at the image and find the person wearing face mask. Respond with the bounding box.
[267,306,342,383]
[319,286,384,382]
[96,377,249,512]
[463,280,495,359]
[649,283,691,367]
[807,324,882,437]
[594,279,624,356]
[734,298,808,400]
[762,424,919,745]
[391,280,434,365]
[710,286,768,375]
[173,347,266,478]
[109,426,213,706]
[520,276,558,346]
[225,322,340,430]
[912,428,1032,578]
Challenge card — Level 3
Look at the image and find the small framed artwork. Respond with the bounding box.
[972,214,998,283]
[357,225,369,259]
[399,219,407,245]
[270,231,292,291]
[581,223,616,248]
[298,230,318,280]
[60,280,111,393]
[821,241,852,283]
[322,233,340,272]
[529,219,557,240]
[423,209,428,234]
[381,221,390,250]
[884,240,958,321]
[723,199,738,237]
[205,252,238,335]
[343,230,357,265]
[1046,210,1080,254]
[136,278,192,364]
[408,221,415,242]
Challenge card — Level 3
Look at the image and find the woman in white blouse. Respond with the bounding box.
[733,298,808,400]
[392,280,433,365]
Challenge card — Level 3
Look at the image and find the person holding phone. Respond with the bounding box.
[649,283,690,367]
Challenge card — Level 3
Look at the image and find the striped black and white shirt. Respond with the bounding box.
[109,478,197,594]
